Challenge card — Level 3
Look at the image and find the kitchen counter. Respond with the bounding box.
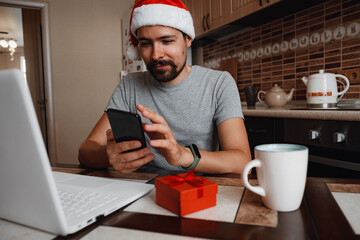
[242,100,360,121]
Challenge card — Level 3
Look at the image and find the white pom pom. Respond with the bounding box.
[126,44,141,61]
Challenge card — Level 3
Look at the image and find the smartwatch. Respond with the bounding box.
[182,144,201,170]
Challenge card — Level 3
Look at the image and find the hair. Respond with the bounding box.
[182,32,187,40]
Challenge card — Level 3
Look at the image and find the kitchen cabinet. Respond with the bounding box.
[184,0,282,38]
[245,116,360,178]
[224,0,281,24]
[244,117,284,157]
[184,0,226,37]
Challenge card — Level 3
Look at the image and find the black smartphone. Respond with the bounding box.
[106,108,146,152]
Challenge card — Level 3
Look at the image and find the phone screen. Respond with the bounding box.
[106,109,146,152]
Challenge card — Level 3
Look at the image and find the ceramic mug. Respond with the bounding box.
[242,144,308,212]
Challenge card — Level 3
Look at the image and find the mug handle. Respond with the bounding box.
[241,159,266,197]
[257,90,266,104]
[335,74,350,100]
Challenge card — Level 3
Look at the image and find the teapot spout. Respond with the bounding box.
[286,88,295,102]
[302,76,308,86]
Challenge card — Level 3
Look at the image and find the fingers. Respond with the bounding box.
[143,122,169,135]
[106,129,142,153]
[148,139,171,148]
[112,141,143,154]
[106,128,154,173]
[137,105,172,136]
[137,104,166,124]
[106,129,114,141]
[137,104,178,152]
[109,148,155,174]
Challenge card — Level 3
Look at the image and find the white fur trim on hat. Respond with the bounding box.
[126,44,141,61]
[131,4,195,41]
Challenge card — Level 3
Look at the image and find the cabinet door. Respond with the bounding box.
[228,0,262,21]
[182,0,203,37]
[196,0,225,37]
[226,0,282,23]
[182,0,193,14]
[186,0,203,37]
[209,0,224,30]
[245,117,284,157]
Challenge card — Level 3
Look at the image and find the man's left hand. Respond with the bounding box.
[137,104,193,168]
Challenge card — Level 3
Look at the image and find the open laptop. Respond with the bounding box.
[0,69,154,236]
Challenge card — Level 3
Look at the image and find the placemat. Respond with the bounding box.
[205,176,244,187]
[235,189,278,228]
[327,183,360,235]
[80,226,210,240]
[327,183,360,193]
[124,185,244,223]
[235,179,278,228]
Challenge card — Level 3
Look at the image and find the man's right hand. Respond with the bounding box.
[106,129,154,174]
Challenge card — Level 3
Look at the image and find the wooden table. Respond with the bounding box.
[49,165,360,239]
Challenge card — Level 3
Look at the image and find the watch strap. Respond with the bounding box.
[182,144,201,170]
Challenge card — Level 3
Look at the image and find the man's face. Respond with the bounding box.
[137,26,192,83]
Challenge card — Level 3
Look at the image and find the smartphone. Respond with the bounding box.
[106,108,146,152]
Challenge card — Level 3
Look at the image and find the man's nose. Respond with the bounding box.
[151,43,164,60]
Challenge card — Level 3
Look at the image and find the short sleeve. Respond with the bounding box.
[214,71,243,126]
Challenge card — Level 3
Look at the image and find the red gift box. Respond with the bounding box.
[155,170,218,216]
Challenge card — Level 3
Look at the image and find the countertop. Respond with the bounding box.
[242,100,360,121]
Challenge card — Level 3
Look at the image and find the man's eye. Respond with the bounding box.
[163,40,174,44]
[139,42,151,46]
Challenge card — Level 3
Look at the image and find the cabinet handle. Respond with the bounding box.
[259,0,263,6]
[333,132,346,143]
[202,15,206,31]
[206,13,210,30]
[308,130,320,140]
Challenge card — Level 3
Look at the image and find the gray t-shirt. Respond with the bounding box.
[106,65,243,170]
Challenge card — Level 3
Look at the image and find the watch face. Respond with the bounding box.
[192,144,201,158]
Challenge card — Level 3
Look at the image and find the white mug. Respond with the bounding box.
[242,144,309,212]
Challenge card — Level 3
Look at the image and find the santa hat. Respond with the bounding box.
[126,0,195,61]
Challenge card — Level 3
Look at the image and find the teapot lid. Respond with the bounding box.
[310,69,334,77]
[269,84,285,93]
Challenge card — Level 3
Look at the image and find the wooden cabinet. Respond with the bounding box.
[245,117,284,157]
[225,0,281,23]
[184,0,226,37]
[184,0,282,38]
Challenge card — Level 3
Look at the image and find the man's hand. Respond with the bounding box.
[106,129,154,173]
[137,104,193,168]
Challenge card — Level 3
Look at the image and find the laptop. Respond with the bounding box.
[0,69,154,236]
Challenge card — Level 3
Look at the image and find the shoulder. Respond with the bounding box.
[124,71,150,82]
[192,65,233,82]
[119,71,153,87]
[191,66,235,91]
[192,65,227,75]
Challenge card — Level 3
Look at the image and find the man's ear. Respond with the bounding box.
[186,35,192,48]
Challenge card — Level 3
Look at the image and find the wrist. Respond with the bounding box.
[181,144,201,170]
[179,146,193,168]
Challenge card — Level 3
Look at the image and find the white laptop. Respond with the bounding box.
[0,69,154,236]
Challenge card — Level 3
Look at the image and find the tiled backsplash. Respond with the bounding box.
[203,0,360,100]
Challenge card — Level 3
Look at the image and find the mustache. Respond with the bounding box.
[147,59,177,70]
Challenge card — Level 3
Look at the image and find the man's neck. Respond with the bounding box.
[159,64,192,86]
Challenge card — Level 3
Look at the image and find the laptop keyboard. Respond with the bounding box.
[58,188,120,218]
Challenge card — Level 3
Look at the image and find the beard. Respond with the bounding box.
[147,59,186,83]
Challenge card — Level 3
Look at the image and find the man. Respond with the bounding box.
[78,0,251,174]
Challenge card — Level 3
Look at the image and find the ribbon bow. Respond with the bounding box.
[165,170,205,198]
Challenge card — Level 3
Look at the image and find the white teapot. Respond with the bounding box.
[302,69,349,108]
[257,84,295,108]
